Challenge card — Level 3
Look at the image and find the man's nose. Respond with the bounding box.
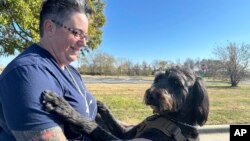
[77,38,88,47]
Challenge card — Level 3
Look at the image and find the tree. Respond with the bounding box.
[141,61,152,76]
[183,58,195,69]
[214,42,250,87]
[115,58,129,76]
[121,60,134,76]
[199,59,225,78]
[79,51,115,75]
[0,0,106,56]
[151,59,168,72]
[98,52,115,75]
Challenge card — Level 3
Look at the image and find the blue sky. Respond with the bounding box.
[96,0,250,64]
[1,0,250,66]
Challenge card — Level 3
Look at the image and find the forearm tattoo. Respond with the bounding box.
[12,126,67,141]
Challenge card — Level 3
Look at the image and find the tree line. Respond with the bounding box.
[78,51,217,77]
[79,42,250,87]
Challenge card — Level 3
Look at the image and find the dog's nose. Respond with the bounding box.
[146,92,154,103]
[147,93,153,100]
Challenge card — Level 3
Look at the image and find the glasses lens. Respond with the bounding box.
[52,19,89,42]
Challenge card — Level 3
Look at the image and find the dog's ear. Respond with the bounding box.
[193,77,209,126]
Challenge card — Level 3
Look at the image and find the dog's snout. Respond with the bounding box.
[145,89,156,106]
[146,92,154,101]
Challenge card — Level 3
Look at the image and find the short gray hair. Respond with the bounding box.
[39,0,91,37]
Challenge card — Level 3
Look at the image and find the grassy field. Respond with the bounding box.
[86,79,250,125]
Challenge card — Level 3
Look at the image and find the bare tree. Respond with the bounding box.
[115,58,127,76]
[141,61,152,76]
[183,58,195,69]
[151,60,168,72]
[79,51,115,75]
[214,42,250,87]
[199,59,225,79]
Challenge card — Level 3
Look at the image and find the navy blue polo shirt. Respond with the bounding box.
[0,44,97,140]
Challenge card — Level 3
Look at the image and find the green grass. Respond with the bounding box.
[206,80,250,125]
[86,80,250,125]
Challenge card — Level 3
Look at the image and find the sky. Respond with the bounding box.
[1,0,250,67]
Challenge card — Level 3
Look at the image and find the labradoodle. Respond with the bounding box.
[42,66,209,141]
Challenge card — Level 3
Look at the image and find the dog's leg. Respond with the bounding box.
[97,103,171,141]
[97,101,139,139]
[42,90,121,141]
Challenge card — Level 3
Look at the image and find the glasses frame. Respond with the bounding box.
[51,19,90,42]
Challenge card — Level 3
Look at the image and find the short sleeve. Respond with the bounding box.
[0,65,63,131]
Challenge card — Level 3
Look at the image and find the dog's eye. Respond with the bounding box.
[169,78,181,87]
[174,80,179,85]
[173,80,181,87]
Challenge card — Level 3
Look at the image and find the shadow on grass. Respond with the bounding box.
[206,85,240,89]
[205,80,229,83]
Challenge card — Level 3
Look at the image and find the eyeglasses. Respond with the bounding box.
[51,19,90,42]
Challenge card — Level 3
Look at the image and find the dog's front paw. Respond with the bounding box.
[97,100,110,115]
[42,90,58,112]
[42,90,74,117]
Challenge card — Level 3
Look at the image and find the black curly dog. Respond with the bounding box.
[42,66,209,141]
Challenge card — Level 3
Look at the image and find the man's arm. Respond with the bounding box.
[1,66,67,140]
[12,126,67,141]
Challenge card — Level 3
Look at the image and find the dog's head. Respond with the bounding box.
[144,66,209,126]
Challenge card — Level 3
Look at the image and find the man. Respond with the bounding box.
[0,0,96,140]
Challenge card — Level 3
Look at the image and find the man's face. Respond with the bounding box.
[51,12,89,67]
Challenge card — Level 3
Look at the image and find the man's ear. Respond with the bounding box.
[43,19,56,36]
[193,77,209,126]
